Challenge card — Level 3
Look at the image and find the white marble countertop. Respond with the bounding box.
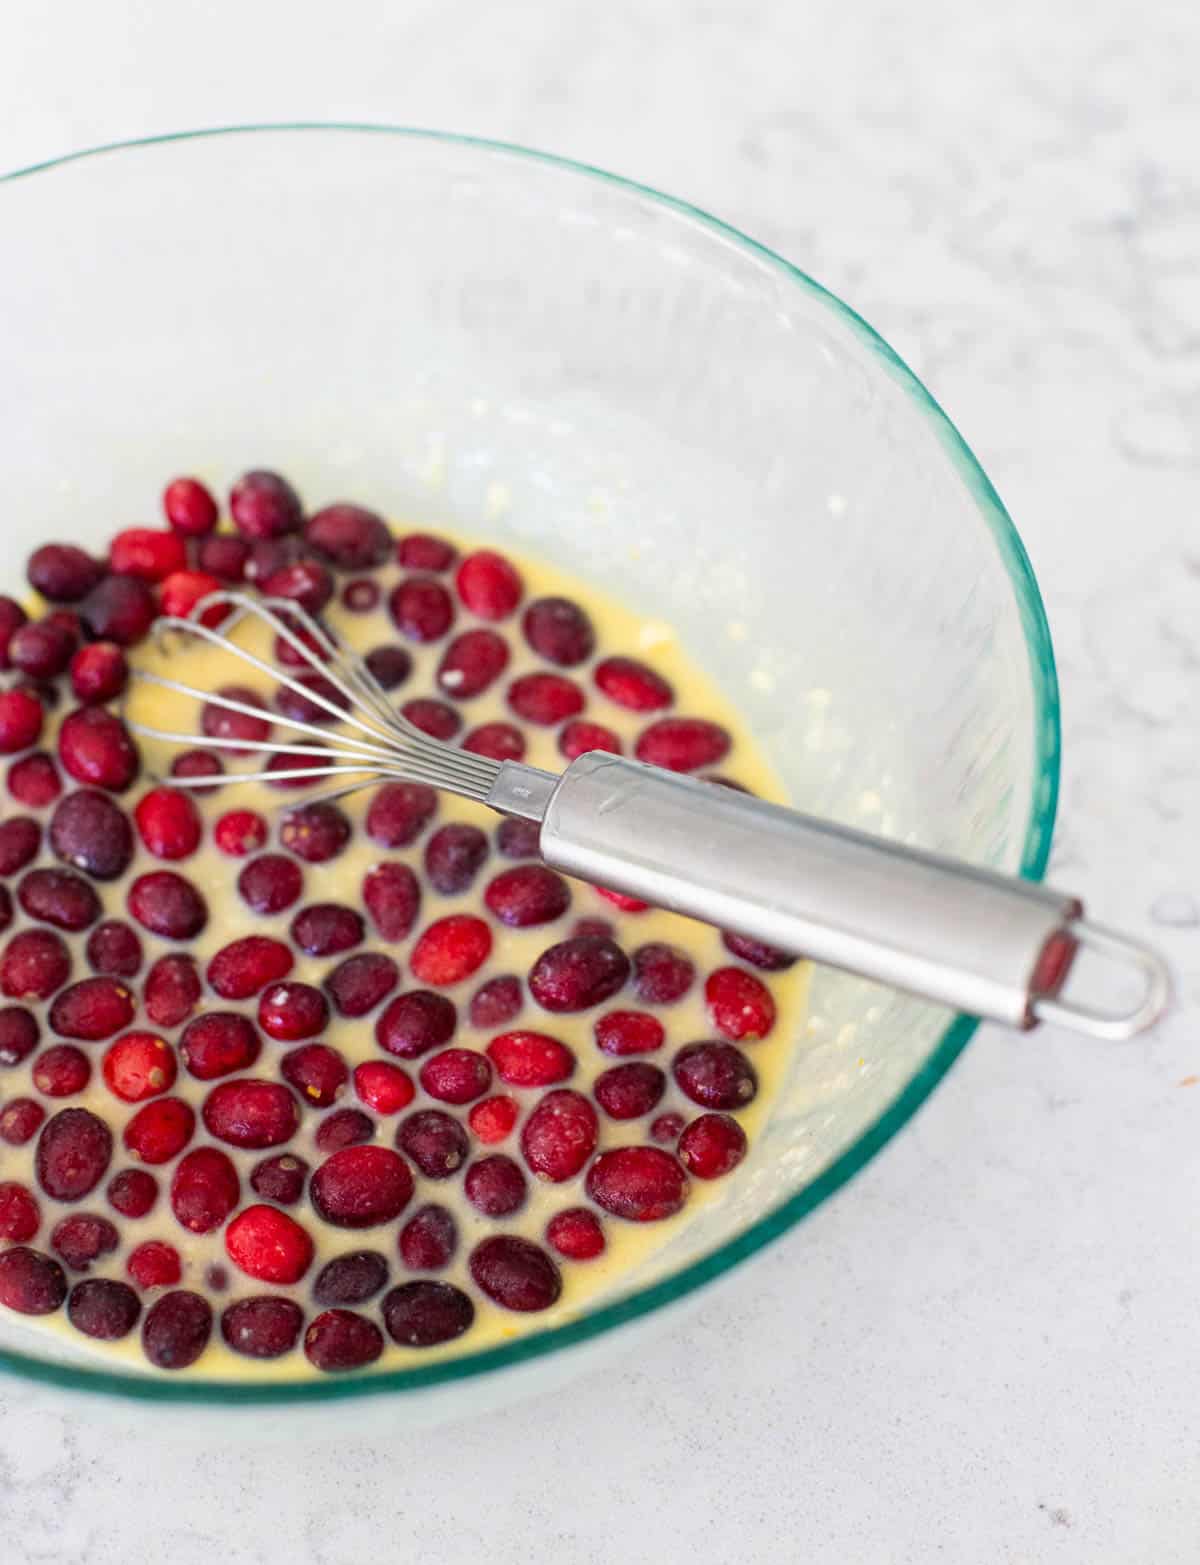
[2,2,1198,1560]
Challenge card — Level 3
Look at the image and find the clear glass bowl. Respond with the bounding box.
[0,126,1058,1414]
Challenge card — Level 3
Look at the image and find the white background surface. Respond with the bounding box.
[3,2,1199,1561]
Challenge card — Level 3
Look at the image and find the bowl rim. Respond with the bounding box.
[0,122,1061,1404]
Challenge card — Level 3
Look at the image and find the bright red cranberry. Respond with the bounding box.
[163,476,219,536]
[398,1205,458,1272]
[420,1048,492,1106]
[159,569,231,627]
[464,1153,527,1217]
[396,1109,468,1179]
[109,527,187,582]
[558,719,622,761]
[128,1239,182,1289]
[36,1107,112,1199]
[325,953,399,1018]
[1,928,71,999]
[259,981,329,1041]
[101,1029,176,1102]
[17,867,97,932]
[316,1108,375,1154]
[455,550,523,621]
[0,1246,67,1315]
[0,689,45,754]
[341,577,381,613]
[521,596,595,667]
[123,1096,195,1164]
[0,1005,38,1064]
[142,1288,211,1368]
[78,573,156,645]
[106,1167,158,1217]
[0,816,42,877]
[0,1097,44,1145]
[680,1112,748,1178]
[486,1031,575,1086]
[9,619,76,680]
[361,863,421,943]
[519,1089,598,1182]
[495,817,540,860]
[423,824,488,896]
[229,470,303,539]
[282,1043,348,1108]
[364,644,413,690]
[353,1060,414,1116]
[221,1295,303,1358]
[0,1181,41,1242]
[28,543,104,603]
[650,1111,685,1145]
[215,808,268,857]
[596,887,650,913]
[226,1203,314,1283]
[305,503,391,568]
[594,1062,666,1120]
[201,684,271,753]
[546,1208,606,1261]
[528,936,630,1013]
[32,1043,91,1097]
[467,1094,519,1144]
[290,902,364,957]
[7,751,62,807]
[58,707,138,792]
[180,1012,261,1082]
[85,920,143,977]
[366,782,437,847]
[720,931,799,971]
[635,716,731,772]
[249,1152,308,1204]
[207,935,293,999]
[704,966,777,1039]
[409,915,492,988]
[51,1211,118,1270]
[632,942,695,1004]
[170,748,225,791]
[50,788,133,880]
[196,532,251,581]
[0,596,28,667]
[587,1145,689,1221]
[397,532,457,572]
[127,871,207,940]
[594,1010,666,1056]
[280,803,351,865]
[310,1144,413,1229]
[593,656,674,712]
[401,697,462,740]
[304,1307,383,1371]
[470,1234,561,1312]
[436,629,510,700]
[507,671,584,726]
[462,721,526,761]
[484,865,571,929]
[237,854,303,915]
[469,974,523,1030]
[673,1041,757,1110]
[68,1277,141,1340]
[170,1147,240,1234]
[375,989,457,1060]
[133,786,201,861]
[142,953,201,1026]
[260,559,334,615]
[388,576,455,642]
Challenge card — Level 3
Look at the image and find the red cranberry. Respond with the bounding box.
[10,619,77,680]
[170,748,225,791]
[226,1204,314,1283]
[258,981,329,1041]
[484,864,571,928]
[704,966,777,1039]
[128,1239,182,1289]
[0,1181,41,1242]
[170,1146,240,1233]
[470,1234,561,1312]
[398,1205,458,1270]
[519,1089,598,1181]
[249,1153,308,1204]
[632,942,695,1004]
[521,596,595,666]
[102,1031,176,1102]
[635,716,731,772]
[134,787,202,860]
[1,928,71,999]
[85,919,143,977]
[313,1250,390,1305]
[201,685,272,753]
[463,722,526,761]
[593,656,674,712]
[58,707,139,792]
[28,543,104,603]
[366,781,437,847]
[409,915,492,987]
[341,577,381,613]
[546,1208,606,1261]
[207,935,293,998]
[679,1112,748,1178]
[305,1307,383,1371]
[142,1289,211,1368]
[36,1107,112,1199]
[17,867,97,932]
[486,1031,575,1086]
[402,697,462,740]
[354,1060,414,1115]
[528,936,630,1013]
[650,1111,685,1145]
[595,1010,666,1056]
[215,808,268,856]
[420,1048,492,1105]
[68,1277,141,1340]
[79,573,157,645]
[70,640,130,704]
[0,1005,39,1065]
[361,863,420,943]
[396,1109,468,1179]
[364,644,413,690]
[280,804,351,866]
[272,619,332,671]
[496,817,540,859]
[50,1211,118,1270]
[0,688,45,754]
[221,1295,303,1359]
[237,853,304,915]
[469,974,523,1030]
[230,470,303,539]
[142,953,201,1026]
[0,883,15,934]
[423,823,488,896]
[456,550,523,620]
[0,596,28,667]
[196,533,251,581]
[316,1107,375,1154]
[437,629,510,700]
[106,1167,158,1217]
[508,671,585,726]
[273,671,348,727]
[305,503,391,568]
[282,1043,348,1108]
[325,953,399,1018]
[0,1247,67,1315]
[468,1094,519,1144]
[596,887,650,913]
[7,751,62,807]
[398,533,457,572]
[673,1041,757,1110]
[127,871,207,940]
[389,577,455,642]
[163,476,219,536]
[180,1012,261,1081]
[559,719,622,761]
[123,1097,195,1164]
[375,989,457,1060]
[290,902,364,957]
[310,1144,413,1229]
[50,788,134,879]
[260,559,334,616]
[594,1062,666,1120]
[32,1043,91,1097]
[720,931,799,971]
[0,1097,44,1145]
[109,527,188,582]
[464,1153,527,1216]
[0,816,42,877]
[587,1145,689,1221]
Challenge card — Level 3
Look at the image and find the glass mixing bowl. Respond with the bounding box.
[0,126,1058,1417]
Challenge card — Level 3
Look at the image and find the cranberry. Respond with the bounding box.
[0,1181,41,1242]
[495,817,540,859]
[237,853,303,915]
[596,887,650,913]
[196,533,251,581]
[201,685,272,753]
[313,1250,391,1306]
[467,1094,519,1144]
[143,953,201,1026]
[0,817,42,877]
[389,577,455,642]
[133,787,202,861]
[170,748,225,791]
[650,1112,685,1146]
[305,503,391,568]
[249,1153,308,1204]
[463,722,526,761]
[528,936,630,1013]
[704,965,776,1039]
[720,931,799,971]
[163,476,219,536]
[229,470,303,539]
[290,902,364,957]
[437,629,510,700]
[142,1289,211,1369]
[7,751,62,807]
[420,1048,492,1106]
[50,788,133,880]
[366,782,437,847]
[325,953,399,1018]
[456,550,523,620]
[32,1043,91,1097]
[363,644,413,690]
[558,719,622,761]
[248,534,312,585]
[109,527,188,582]
[79,574,157,645]
[0,688,45,754]
[519,1089,598,1182]
[354,1060,415,1116]
[0,1097,44,1145]
[50,1211,118,1270]
[316,1108,375,1154]
[383,1281,474,1349]
[126,871,207,941]
[97,1029,171,1105]
[36,1107,112,1199]
[305,1307,383,1371]
[68,644,125,710]
[215,808,268,856]
[402,697,462,740]
[681,1109,749,1175]
[58,707,139,792]
[469,974,523,1030]
[587,1145,689,1221]
[221,1295,303,1358]
[106,1167,158,1218]
[280,805,352,867]
[1,928,71,999]
[594,1062,666,1120]
[207,935,293,998]
[341,577,381,613]
[632,942,695,1004]
[180,1012,261,1082]
[274,673,349,731]
[470,1235,561,1312]
[397,532,457,572]
[226,1204,314,1283]
[424,823,488,896]
[636,716,731,772]
[0,884,14,934]
[128,1240,182,1289]
[123,1096,195,1164]
[169,1146,241,1234]
[484,864,571,928]
[0,1247,67,1315]
[282,1043,348,1108]
[398,1205,458,1270]
[397,1109,468,1179]
[507,671,585,726]
[595,1010,666,1057]
[464,1153,526,1217]
[68,1277,141,1340]
[259,982,329,1041]
[10,619,77,679]
[546,1208,606,1261]
[673,1041,757,1110]
[0,1005,39,1065]
[486,1031,574,1087]
[86,919,144,977]
[28,543,104,603]
[260,559,334,616]
[519,596,593,666]
[592,656,672,712]
[0,596,28,667]
[375,989,457,1061]
[362,863,421,941]
[310,1144,413,1229]
[17,870,96,935]
[410,915,492,987]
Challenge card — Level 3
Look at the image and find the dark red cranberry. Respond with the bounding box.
[229,470,303,539]
[495,817,540,859]
[650,1111,685,1145]
[409,915,492,987]
[221,1295,303,1358]
[207,935,293,998]
[507,671,585,726]
[304,1307,383,1371]
[10,618,76,679]
[170,748,225,791]
[201,685,272,754]
[672,1041,757,1110]
[0,1246,67,1314]
[0,1097,44,1145]
[19,867,100,930]
[0,884,12,934]
[258,981,329,1041]
[401,697,462,740]
[123,1097,195,1164]
[720,930,799,971]
[424,823,489,895]
[260,560,334,616]
[68,1277,141,1340]
[522,596,595,667]
[196,532,251,581]
[420,1048,492,1105]
[246,531,310,580]
[142,952,201,1026]
[28,543,104,603]
[375,989,457,1060]
[546,1208,606,1261]
[305,503,391,568]
[32,1043,91,1097]
[470,1235,561,1312]
[106,1167,158,1217]
[464,1153,527,1217]
[341,577,381,612]
[50,788,133,879]
[354,1060,415,1115]
[50,1211,118,1270]
[249,1152,308,1204]
[383,1280,475,1347]
[127,871,207,939]
[7,751,62,807]
[237,853,304,915]
[85,919,143,978]
[0,688,45,754]
[594,1010,665,1056]
[396,1109,469,1178]
[170,1146,241,1233]
[313,1250,390,1306]
[0,816,42,877]
[437,629,510,700]
[274,672,348,724]
[486,1030,575,1086]
[128,1239,181,1287]
[142,1289,212,1368]
[593,656,674,712]
[463,722,526,761]
[325,953,399,1018]
[519,1089,597,1181]
[226,1204,314,1283]
[679,1112,748,1178]
[214,808,268,857]
[484,864,571,928]
[0,1181,40,1242]
[101,1030,176,1102]
[389,576,455,643]
[290,902,364,957]
[58,707,138,792]
[36,1107,112,1199]
[397,533,457,573]
[586,1146,689,1221]
[316,1107,375,1154]
[134,787,202,861]
[163,476,219,536]
[469,974,523,1030]
[559,719,622,761]
[1,928,71,999]
[456,550,523,621]
[398,1205,458,1271]
[79,574,157,645]
[109,527,188,582]
[635,716,731,772]
[282,1043,348,1108]
[0,1005,39,1065]
[594,1062,666,1120]
[310,1144,413,1228]
[528,936,630,1013]
[180,1012,262,1081]
[467,1094,519,1144]
[704,966,777,1039]
[362,863,421,942]
[632,942,695,1004]
[366,782,437,847]
[363,644,413,690]
[0,596,28,668]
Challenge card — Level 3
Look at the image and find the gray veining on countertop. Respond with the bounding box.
[1,1,1198,1561]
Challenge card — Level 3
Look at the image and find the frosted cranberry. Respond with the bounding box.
[58,707,138,792]
[305,503,391,568]
[170,1147,240,1234]
[313,1251,391,1307]
[587,1146,689,1221]
[519,1089,598,1182]
[359,863,420,945]
[127,871,207,940]
[632,942,695,1004]
[486,1031,575,1087]
[237,854,303,915]
[485,865,571,929]
[0,1097,44,1145]
[594,1062,666,1120]
[465,1153,527,1217]
[546,1208,606,1261]
[325,953,399,1018]
[420,1048,492,1106]
[230,470,303,539]
[163,476,219,536]
[593,656,674,712]
[33,1044,91,1097]
[528,936,630,1013]
[259,982,329,1041]
[720,931,799,971]
[215,808,268,856]
[558,719,622,761]
[226,1204,314,1283]
[410,915,492,987]
[50,788,133,879]
[456,550,523,620]
[397,1109,468,1179]
[110,527,188,582]
[467,1094,519,1144]
[389,577,455,642]
[170,748,225,791]
[132,787,201,861]
[0,1181,40,1242]
[282,1043,348,1108]
[86,920,143,977]
[437,629,510,700]
[402,697,462,740]
[7,751,61,807]
[595,1010,666,1056]
[0,1247,67,1314]
[1,929,71,999]
[0,1005,38,1065]
[18,868,97,933]
[142,1289,211,1368]
[363,644,413,690]
[0,596,27,667]
[128,1240,182,1288]
[221,1295,303,1358]
[249,1153,308,1204]
[79,573,157,645]
[398,1204,458,1271]
[143,953,201,1026]
[367,781,437,847]
[51,1211,118,1270]
[28,543,104,603]
[106,1167,158,1217]
[673,1041,757,1110]
[462,721,526,761]
[36,1107,112,1199]
[341,577,381,613]
[274,671,348,725]
[521,596,595,667]
[290,902,364,957]
[123,1097,195,1164]
[398,532,457,572]
[375,990,456,1061]
[68,1277,141,1340]
[704,965,777,1039]
[201,685,271,754]
[469,974,522,1030]
[207,935,293,998]
[196,532,251,581]
[305,1308,383,1371]
[507,671,584,726]
[10,618,76,679]
[260,559,334,615]
[354,1061,414,1117]
[181,1013,261,1081]
[0,816,42,876]
[310,1144,413,1229]
[423,824,488,896]
[316,1108,375,1154]
[635,716,731,772]
[0,688,45,753]
[495,817,540,859]
[470,1235,561,1312]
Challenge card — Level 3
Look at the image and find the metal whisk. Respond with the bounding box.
[128,592,1169,1043]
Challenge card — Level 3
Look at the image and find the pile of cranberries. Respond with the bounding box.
[0,472,795,1375]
